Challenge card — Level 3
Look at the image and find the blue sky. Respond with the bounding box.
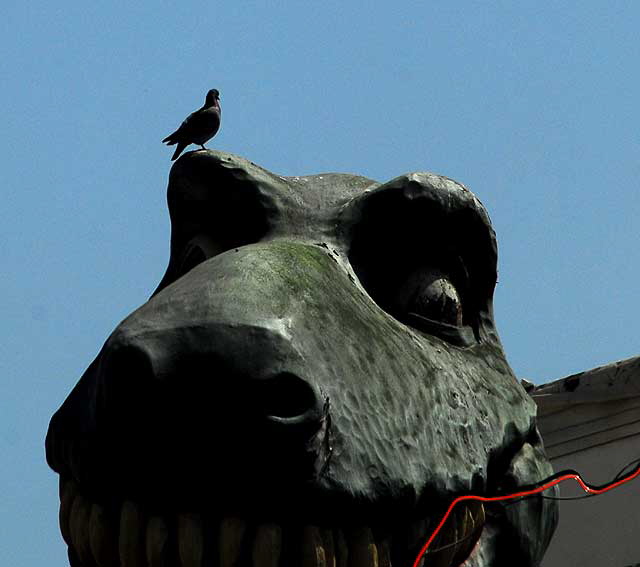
[2,2,640,565]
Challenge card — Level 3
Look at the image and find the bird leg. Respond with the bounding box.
[200,145,206,150]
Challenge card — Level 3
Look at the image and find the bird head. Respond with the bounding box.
[205,89,220,107]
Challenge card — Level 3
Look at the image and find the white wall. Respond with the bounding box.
[541,434,640,567]
[531,357,640,566]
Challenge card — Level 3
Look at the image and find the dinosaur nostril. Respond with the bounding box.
[258,372,319,422]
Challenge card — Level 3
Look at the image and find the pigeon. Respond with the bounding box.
[162,89,221,161]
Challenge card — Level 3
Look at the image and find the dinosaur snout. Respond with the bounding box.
[89,312,332,503]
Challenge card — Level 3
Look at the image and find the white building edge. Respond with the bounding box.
[530,356,640,567]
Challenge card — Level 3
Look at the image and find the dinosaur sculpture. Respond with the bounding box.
[46,150,558,567]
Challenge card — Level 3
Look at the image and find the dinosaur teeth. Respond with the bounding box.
[320,527,336,567]
[219,516,247,567]
[58,477,77,546]
[146,515,170,567]
[57,476,485,567]
[334,529,349,567]
[178,512,204,567]
[301,525,327,567]
[407,519,428,558]
[374,537,391,567]
[450,502,484,566]
[119,500,146,567]
[419,502,485,567]
[69,491,92,563]
[90,503,119,567]
[347,527,378,567]
[253,523,282,567]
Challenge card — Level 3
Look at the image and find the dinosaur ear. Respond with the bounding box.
[343,173,498,345]
[152,153,284,295]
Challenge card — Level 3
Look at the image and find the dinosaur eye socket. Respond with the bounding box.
[179,243,206,275]
[178,235,225,276]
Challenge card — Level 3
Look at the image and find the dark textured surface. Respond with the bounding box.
[46,150,557,565]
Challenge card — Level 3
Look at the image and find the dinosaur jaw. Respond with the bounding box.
[59,475,485,567]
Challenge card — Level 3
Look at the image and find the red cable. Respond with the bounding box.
[412,462,640,567]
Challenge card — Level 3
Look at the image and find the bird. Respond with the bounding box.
[162,89,221,161]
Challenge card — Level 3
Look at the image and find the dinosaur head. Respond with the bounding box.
[46,150,557,567]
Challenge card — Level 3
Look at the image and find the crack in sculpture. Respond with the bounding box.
[46,149,558,567]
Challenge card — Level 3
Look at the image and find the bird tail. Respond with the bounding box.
[171,142,188,161]
[162,131,178,145]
